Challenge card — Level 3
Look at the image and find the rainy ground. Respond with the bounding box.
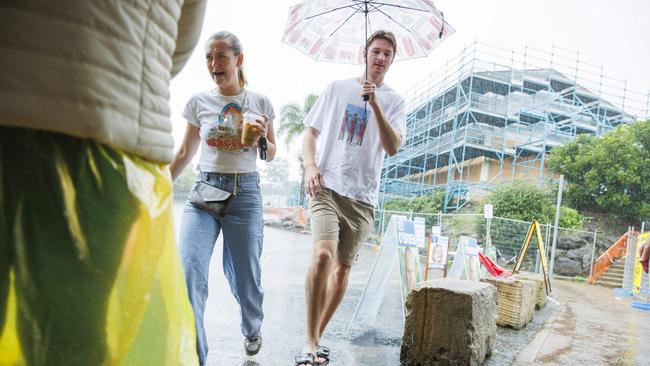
[173,201,650,366]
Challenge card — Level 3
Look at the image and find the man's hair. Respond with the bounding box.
[366,30,397,57]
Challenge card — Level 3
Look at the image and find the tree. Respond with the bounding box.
[383,190,445,228]
[484,180,583,228]
[277,94,319,205]
[277,94,318,147]
[548,121,650,221]
[263,157,290,187]
[488,180,551,223]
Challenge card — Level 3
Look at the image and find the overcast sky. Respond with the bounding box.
[169,0,650,179]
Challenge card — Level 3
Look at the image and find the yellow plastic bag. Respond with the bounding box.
[0,129,198,365]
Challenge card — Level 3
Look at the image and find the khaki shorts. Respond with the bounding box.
[308,189,375,266]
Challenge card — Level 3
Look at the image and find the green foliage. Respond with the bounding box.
[489,180,550,222]
[558,206,583,229]
[383,197,411,211]
[485,180,584,229]
[384,191,444,213]
[277,94,318,148]
[548,121,650,221]
[472,181,584,266]
[572,275,587,283]
[383,190,445,228]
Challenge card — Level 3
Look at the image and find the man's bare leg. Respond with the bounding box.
[318,262,351,338]
[300,239,337,365]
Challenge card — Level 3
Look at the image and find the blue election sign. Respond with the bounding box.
[397,219,417,247]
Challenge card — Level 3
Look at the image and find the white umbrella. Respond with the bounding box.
[282,0,455,66]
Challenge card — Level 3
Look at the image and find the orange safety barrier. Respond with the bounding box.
[588,231,635,284]
[263,207,308,228]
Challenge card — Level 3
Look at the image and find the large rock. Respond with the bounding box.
[401,279,497,366]
[553,255,583,276]
[556,234,589,250]
[566,245,593,273]
[481,277,536,329]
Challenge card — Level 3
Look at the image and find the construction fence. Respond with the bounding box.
[642,221,650,234]
[372,210,599,279]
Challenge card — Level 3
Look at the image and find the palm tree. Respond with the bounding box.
[277,94,318,205]
[277,94,319,148]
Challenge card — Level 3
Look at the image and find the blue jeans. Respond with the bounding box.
[179,172,264,365]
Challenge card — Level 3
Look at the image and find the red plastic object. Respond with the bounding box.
[478,252,512,278]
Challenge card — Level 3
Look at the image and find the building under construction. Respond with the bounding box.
[380,42,650,211]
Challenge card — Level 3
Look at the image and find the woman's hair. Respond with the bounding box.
[207,31,247,88]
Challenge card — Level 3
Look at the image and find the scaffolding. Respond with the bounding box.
[381,42,650,211]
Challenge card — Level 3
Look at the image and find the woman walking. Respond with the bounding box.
[170,30,276,365]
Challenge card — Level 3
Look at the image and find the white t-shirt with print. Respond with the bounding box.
[304,78,406,206]
[182,89,275,173]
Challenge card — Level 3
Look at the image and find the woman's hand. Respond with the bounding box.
[250,114,269,140]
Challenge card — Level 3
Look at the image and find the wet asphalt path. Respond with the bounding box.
[172,200,565,366]
[173,200,405,366]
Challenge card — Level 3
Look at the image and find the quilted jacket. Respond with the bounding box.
[0,0,206,163]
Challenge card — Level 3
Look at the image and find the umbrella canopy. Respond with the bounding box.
[282,0,454,65]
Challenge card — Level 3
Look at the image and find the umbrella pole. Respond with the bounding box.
[363,4,369,120]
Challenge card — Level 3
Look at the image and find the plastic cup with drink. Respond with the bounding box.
[241,112,263,147]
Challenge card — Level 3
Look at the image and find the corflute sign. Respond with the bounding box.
[397,219,417,247]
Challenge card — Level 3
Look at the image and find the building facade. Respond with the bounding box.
[381,42,649,211]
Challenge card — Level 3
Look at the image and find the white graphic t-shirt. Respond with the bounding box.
[183,89,275,173]
[304,78,406,206]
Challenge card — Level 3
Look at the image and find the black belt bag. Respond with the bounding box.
[189,173,238,217]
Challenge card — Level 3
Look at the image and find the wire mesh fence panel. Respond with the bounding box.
[370,209,597,278]
[642,221,650,234]
[438,213,483,247]
[373,209,408,235]
[373,210,441,236]
[485,217,549,273]
[552,226,597,279]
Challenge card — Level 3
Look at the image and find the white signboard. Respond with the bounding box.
[448,236,481,281]
[484,204,493,219]
[414,217,426,248]
[461,236,478,256]
[431,226,441,236]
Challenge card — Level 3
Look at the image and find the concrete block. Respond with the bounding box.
[401,278,497,366]
[515,272,548,309]
[481,277,536,329]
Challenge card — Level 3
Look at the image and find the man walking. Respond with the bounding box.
[295,30,407,366]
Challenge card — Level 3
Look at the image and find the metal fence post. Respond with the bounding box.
[622,226,637,291]
[544,224,551,259]
[549,175,564,280]
[588,230,598,281]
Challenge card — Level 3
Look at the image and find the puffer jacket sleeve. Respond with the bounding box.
[172,0,207,78]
